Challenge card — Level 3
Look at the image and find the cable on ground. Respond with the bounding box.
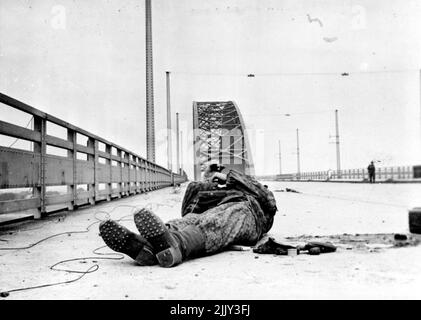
[0,195,181,297]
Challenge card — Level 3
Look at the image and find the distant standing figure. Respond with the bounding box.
[367,161,376,183]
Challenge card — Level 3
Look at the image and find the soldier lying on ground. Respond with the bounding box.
[99,168,277,267]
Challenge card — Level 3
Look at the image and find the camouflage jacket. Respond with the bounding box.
[181,169,277,234]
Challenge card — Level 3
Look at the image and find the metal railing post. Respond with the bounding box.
[134,156,139,194]
[87,137,97,205]
[140,159,145,192]
[106,144,112,201]
[117,149,122,198]
[124,152,130,195]
[145,161,150,191]
[33,116,46,219]
[67,129,77,210]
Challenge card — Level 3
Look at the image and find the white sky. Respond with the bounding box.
[1,0,421,176]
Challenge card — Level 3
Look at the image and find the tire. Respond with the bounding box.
[409,208,421,234]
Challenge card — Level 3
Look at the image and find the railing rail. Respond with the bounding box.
[0,92,187,220]
[270,165,419,182]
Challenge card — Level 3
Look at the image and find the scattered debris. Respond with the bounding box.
[394,234,407,241]
[309,247,321,255]
[228,245,251,251]
[165,285,176,290]
[274,188,301,193]
[298,241,337,254]
[365,243,394,250]
[323,36,338,43]
[283,233,421,252]
[253,237,336,256]
[253,237,295,255]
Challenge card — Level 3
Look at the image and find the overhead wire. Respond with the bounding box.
[170,68,418,77]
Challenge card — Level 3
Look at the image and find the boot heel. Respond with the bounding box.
[156,246,183,268]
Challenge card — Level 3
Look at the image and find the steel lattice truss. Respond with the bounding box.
[193,101,254,180]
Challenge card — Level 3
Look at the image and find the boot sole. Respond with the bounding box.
[134,209,182,267]
[99,220,130,253]
[99,220,157,266]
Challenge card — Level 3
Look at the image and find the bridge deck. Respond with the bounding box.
[1,182,421,299]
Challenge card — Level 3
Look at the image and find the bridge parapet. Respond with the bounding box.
[257,165,421,182]
[0,93,187,223]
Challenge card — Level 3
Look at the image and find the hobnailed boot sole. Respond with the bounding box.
[99,219,157,266]
[134,209,182,268]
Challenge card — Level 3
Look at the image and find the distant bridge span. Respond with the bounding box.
[192,101,255,180]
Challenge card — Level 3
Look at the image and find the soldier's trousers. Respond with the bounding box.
[167,200,260,254]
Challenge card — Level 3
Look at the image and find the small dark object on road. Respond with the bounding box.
[254,238,337,256]
[309,247,321,255]
[253,237,295,255]
[274,188,301,193]
[300,241,337,253]
[394,234,408,241]
[409,208,421,234]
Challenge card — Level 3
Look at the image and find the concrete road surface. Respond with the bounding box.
[1,181,421,300]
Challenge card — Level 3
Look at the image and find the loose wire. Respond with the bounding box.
[0,195,181,297]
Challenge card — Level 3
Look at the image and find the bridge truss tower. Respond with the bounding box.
[192,101,255,181]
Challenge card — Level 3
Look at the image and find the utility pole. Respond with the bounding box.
[145,0,155,162]
[278,140,282,175]
[166,71,172,172]
[335,109,341,178]
[296,128,301,178]
[176,112,180,174]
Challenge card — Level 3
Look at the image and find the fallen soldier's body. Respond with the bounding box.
[99,169,277,267]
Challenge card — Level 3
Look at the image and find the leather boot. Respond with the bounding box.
[134,209,206,268]
[170,225,206,260]
[99,219,157,266]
